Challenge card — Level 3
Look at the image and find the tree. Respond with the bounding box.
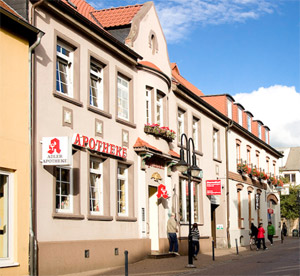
[280,185,300,220]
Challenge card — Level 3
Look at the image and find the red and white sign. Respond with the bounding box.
[157,184,169,199]
[72,133,127,159]
[206,180,221,196]
[267,208,274,214]
[42,137,71,165]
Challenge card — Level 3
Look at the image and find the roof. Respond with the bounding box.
[282,147,300,171]
[171,63,204,97]
[92,4,143,28]
[0,0,23,19]
[139,61,162,72]
[62,0,102,27]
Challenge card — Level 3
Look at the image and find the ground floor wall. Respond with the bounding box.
[38,238,151,275]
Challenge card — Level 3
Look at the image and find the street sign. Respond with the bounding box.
[206,180,221,195]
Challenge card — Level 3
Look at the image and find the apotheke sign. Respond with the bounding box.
[42,137,71,165]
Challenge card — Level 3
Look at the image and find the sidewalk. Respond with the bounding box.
[65,238,285,276]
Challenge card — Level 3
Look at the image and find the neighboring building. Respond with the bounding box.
[0,1,41,274]
[202,94,283,247]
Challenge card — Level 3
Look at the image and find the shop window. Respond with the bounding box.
[179,178,200,223]
[55,167,73,213]
[0,171,14,266]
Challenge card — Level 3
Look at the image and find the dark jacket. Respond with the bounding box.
[251,224,258,237]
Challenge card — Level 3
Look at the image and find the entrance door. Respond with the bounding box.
[211,204,217,247]
[149,186,159,251]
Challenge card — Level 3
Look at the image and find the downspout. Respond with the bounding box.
[226,120,234,248]
[29,31,44,276]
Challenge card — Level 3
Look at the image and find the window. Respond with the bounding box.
[247,148,251,166]
[90,59,103,109]
[56,41,73,97]
[179,179,199,223]
[238,108,243,125]
[258,123,262,139]
[145,87,152,124]
[177,109,185,143]
[256,152,260,168]
[55,167,73,213]
[117,164,128,216]
[265,129,269,143]
[284,173,296,184]
[0,171,14,266]
[117,75,129,121]
[89,158,103,215]
[236,142,241,163]
[266,158,270,174]
[227,99,232,119]
[192,117,199,150]
[247,115,252,132]
[156,92,164,125]
[213,128,219,160]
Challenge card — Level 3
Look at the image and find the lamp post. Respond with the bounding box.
[175,133,202,267]
[297,189,300,237]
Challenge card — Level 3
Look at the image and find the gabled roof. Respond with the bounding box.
[171,63,204,97]
[92,4,143,28]
[282,147,300,171]
[0,0,23,19]
[133,137,161,153]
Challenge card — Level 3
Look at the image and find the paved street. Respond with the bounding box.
[183,237,300,276]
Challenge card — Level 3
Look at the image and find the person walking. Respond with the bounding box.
[257,223,267,250]
[191,223,200,260]
[167,213,179,255]
[250,223,258,241]
[267,221,275,245]
[282,222,287,236]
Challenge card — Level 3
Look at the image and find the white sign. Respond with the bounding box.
[42,137,71,165]
[209,195,220,205]
[280,187,290,195]
[217,224,224,230]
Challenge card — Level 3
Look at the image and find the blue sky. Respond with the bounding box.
[88,0,300,147]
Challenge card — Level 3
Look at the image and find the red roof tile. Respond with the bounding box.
[168,150,180,158]
[0,0,23,19]
[62,0,102,27]
[133,138,161,153]
[92,4,143,28]
[171,63,204,97]
[139,61,162,72]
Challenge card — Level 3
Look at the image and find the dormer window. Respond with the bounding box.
[247,114,252,132]
[227,99,232,119]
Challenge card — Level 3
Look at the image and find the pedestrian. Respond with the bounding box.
[267,221,275,245]
[191,223,200,260]
[167,213,180,255]
[257,223,267,250]
[250,223,258,241]
[282,222,287,236]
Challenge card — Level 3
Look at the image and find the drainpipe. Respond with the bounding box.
[225,120,234,248]
[29,31,44,276]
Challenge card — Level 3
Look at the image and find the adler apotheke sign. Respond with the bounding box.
[42,134,127,166]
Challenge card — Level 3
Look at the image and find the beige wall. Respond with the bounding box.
[0,28,30,275]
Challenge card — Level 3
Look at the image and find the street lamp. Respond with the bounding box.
[175,133,202,267]
[297,189,300,237]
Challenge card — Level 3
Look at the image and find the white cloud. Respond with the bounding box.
[233,85,300,148]
[155,0,275,43]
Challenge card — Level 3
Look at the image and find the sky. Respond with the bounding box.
[87,0,300,148]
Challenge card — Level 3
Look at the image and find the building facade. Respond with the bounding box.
[0,1,41,274]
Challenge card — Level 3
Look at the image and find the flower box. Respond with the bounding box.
[144,124,176,142]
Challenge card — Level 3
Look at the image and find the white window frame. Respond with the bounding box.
[258,123,262,139]
[265,129,269,143]
[227,99,232,119]
[56,41,73,97]
[0,171,15,267]
[117,75,129,121]
[90,60,103,110]
[179,179,198,223]
[89,158,103,215]
[55,167,73,213]
[238,108,243,125]
[247,115,252,132]
[178,109,185,143]
[192,117,199,150]
[213,128,219,160]
[236,143,241,162]
[156,92,163,125]
[145,88,152,124]
[117,164,128,216]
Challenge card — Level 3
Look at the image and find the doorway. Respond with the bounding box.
[149,186,159,251]
[211,204,218,247]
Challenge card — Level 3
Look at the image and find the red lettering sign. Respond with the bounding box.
[206,180,221,195]
[157,184,169,199]
[48,138,61,154]
[72,134,127,160]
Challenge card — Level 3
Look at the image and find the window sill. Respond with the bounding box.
[194,150,203,156]
[116,118,136,129]
[87,215,113,221]
[116,216,137,222]
[53,91,83,107]
[0,262,20,268]
[52,213,85,220]
[88,106,112,119]
[213,158,222,163]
